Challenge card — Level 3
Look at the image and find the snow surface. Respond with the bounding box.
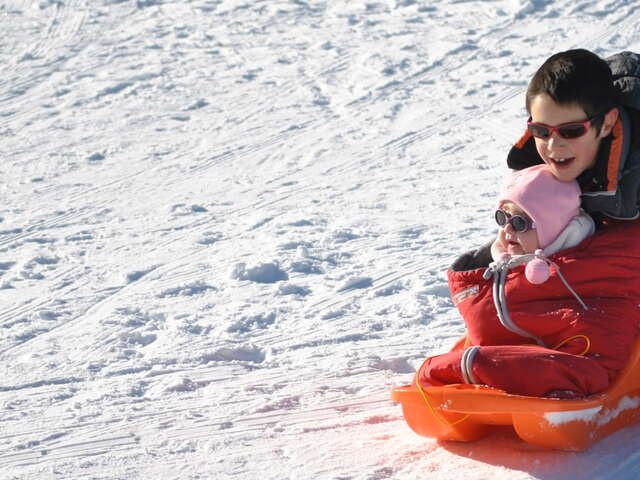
[544,406,603,427]
[544,397,640,428]
[2,0,640,479]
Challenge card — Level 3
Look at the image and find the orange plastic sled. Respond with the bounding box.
[391,336,640,451]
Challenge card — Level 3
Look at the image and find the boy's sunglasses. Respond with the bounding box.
[526,113,602,140]
[495,209,536,233]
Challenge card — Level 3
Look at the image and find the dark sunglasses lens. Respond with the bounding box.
[528,123,550,139]
[558,124,587,139]
[495,210,530,232]
[510,215,528,232]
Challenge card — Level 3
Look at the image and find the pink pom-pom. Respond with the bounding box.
[525,257,550,284]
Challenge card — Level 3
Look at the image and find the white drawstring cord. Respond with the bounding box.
[532,251,590,311]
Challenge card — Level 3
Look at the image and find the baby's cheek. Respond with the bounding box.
[520,231,540,253]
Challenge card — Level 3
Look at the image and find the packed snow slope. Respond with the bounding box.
[2,0,640,478]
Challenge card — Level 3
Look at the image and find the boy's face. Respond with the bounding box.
[529,94,614,182]
[495,201,540,256]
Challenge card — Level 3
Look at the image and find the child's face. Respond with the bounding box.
[529,94,613,182]
[495,201,540,255]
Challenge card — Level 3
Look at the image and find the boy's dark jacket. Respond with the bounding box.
[507,51,640,220]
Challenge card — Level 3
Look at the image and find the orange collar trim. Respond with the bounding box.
[606,118,624,192]
[514,129,532,149]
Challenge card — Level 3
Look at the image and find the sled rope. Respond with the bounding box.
[553,334,591,356]
[522,334,592,356]
[415,359,470,428]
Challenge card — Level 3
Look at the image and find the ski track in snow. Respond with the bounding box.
[2,0,640,478]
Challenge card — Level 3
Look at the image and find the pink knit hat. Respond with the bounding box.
[498,165,581,249]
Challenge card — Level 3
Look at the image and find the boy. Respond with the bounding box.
[507,49,640,222]
[417,165,640,398]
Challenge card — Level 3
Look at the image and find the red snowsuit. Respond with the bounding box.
[418,221,640,398]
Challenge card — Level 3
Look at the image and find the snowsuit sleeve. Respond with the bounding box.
[419,345,609,398]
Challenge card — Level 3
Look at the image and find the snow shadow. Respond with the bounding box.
[439,422,640,479]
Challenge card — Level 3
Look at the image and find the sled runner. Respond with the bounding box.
[391,336,640,451]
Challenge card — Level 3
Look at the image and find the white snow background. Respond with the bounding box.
[2,0,640,479]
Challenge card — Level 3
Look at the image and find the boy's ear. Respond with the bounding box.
[599,108,619,137]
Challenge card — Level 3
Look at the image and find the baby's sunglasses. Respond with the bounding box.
[526,113,603,140]
[495,209,536,233]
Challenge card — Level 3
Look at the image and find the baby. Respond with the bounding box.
[490,163,594,283]
[417,165,639,398]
